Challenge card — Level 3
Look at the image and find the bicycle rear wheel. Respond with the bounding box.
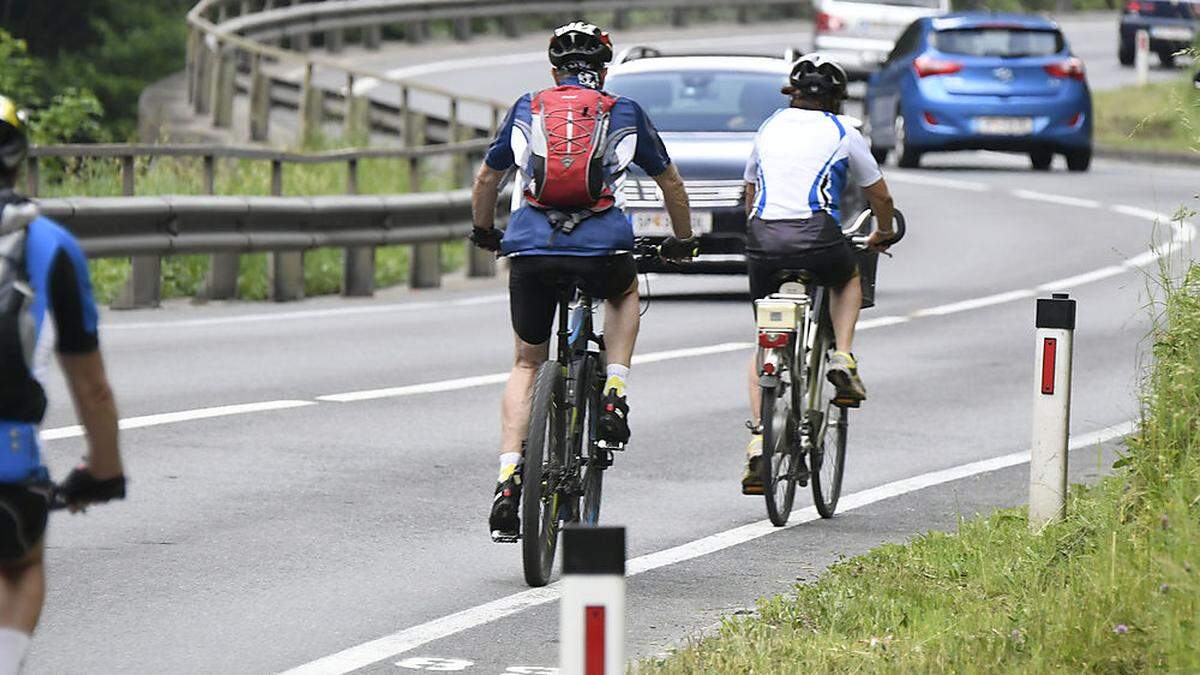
[760,380,797,527]
[579,354,604,526]
[522,362,566,587]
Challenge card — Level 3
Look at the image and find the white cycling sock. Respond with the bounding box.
[604,364,630,396]
[0,628,30,675]
[497,452,522,482]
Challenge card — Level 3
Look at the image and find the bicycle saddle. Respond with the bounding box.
[771,269,816,285]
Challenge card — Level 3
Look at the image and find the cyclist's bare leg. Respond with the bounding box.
[601,279,640,368]
[747,356,762,426]
[829,274,863,353]
[500,337,550,455]
[0,541,45,653]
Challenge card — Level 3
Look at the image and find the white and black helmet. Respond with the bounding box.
[787,54,849,102]
[548,22,614,71]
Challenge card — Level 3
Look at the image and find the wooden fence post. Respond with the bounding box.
[249,53,271,142]
[342,157,376,297]
[24,157,38,197]
[212,44,236,128]
[268,158,305,301]
[299,62,322,146]
[364,25,382,49]
[112,155,162,310]
[203,155,241,301]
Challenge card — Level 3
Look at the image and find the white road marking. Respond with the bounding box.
[909,289,1036,317]
[40,400,316,441]
[886,173,991,192]
[101,294,508,332]
[280,421,1134,675]
[1011,189,1101,209]
[1037,266,1126,292]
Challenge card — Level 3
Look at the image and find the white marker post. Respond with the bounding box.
[560,526,625,675]
[1029,293,1076,529]
[1135,29,1150,87]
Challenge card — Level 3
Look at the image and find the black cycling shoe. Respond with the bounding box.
[489,473,521,543]
[597,390,630,447]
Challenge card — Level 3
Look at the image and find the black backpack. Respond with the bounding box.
[0,189,44,422]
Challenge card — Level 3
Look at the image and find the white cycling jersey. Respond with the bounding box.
[744,108,883,223]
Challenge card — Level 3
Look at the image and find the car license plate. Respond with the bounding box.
[1150,26,1194,41]
[973,116,1034,136]
[632,211,713,237]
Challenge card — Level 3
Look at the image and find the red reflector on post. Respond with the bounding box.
[1041,337,1057,395]
[585,605,606,675]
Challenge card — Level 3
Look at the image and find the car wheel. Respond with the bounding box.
[1159,51,1176,68]
[1118,42,1134,66]
[1066,148,1092,173]
[894,114,921,168]
[1030,150,1053,171]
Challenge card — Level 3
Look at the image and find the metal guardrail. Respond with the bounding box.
[184,0,808,145]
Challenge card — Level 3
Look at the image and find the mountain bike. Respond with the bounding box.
[755,208,906,527]
[520,243,671,587]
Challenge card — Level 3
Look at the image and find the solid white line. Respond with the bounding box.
[280,420,1134,675]
[40,400,316,441]
[909,289,1036,317]
[886,173,991,192]
[1037,266,1126,292]
[102,294,508,332]
[1011,189,1101,209]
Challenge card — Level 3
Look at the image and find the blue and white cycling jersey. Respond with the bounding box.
[0,209,99,483]
[485,76,673,257]
[744,108,883,225]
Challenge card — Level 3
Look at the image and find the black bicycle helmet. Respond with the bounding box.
[786,54,849,103]
[0,96,28,174]
[548,22,614,71]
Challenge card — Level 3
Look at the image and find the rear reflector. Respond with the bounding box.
[1045,58,1086,81]
[914,55,963,78]
[758,332,790,349]
[816,11,844,32]
[1069,112,1082,127]
[762,362,776,375]
[923,111,939,126]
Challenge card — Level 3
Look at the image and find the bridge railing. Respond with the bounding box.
[184,0,808,145]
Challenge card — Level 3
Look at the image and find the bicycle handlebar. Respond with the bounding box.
[844,207,906,250]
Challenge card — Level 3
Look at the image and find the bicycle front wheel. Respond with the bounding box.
[522,362,566,587]
[811,398,848,518]
[760,381,797,527]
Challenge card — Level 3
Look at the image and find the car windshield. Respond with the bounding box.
[1128,0,1197,18]
[835,0,944,7]
[605,70,786,133]
[934,28,1065,57]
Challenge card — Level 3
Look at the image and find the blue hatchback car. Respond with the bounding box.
[864,14,1093,171]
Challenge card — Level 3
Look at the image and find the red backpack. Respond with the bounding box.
[526,86,619,216]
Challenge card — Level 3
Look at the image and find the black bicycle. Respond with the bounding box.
[520,244,666,587]
[755,208,906,526]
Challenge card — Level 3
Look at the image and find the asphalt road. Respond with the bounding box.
[27,14,1200,675]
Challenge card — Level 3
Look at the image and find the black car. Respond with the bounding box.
[1119,0,1197,67]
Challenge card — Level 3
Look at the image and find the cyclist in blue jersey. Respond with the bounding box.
[0,95,125,671]
[470,23,696,541]
[739,57,898,494]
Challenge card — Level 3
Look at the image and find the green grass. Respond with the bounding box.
[642,254,1200,672]
[1094,70,1200,155]
[40,148,460,304]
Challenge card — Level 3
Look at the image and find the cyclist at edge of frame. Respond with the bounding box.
[469,22,697,542]
[739,55,899,495]
[0,94,127,673]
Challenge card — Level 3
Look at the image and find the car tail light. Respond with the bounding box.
[1125,0,1152,12]
[1069,112,1083,127]
[923,111,939,125]
[758,332,790,349]
[1045,58,1086,81]
[914,55,963,77]
[816,11,845,32]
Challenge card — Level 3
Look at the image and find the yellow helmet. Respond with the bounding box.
[0,95,29,173]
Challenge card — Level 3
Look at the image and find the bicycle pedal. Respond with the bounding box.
[490,531,520,544]
[597,440,626,451]
[833,398,861,409]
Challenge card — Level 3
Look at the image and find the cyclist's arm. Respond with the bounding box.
[47,245,122,480]
[650,165,694,239]
[863,179,895,236]
[472,163,505,230]
[744,182,756,218]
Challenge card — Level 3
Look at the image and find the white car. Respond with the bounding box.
[812,0,950,79]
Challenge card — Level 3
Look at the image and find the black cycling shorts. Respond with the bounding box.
[509,254,637,345]
[0,484,48,562]
[747,241,859,303]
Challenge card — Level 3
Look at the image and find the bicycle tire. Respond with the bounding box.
[811,403,847,518]
[760,380,797,527]
[522,361,565,587]
[579,354,604,526]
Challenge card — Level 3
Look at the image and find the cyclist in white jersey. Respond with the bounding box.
[740,55,898,494]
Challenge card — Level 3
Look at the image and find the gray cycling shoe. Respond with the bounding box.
[826,351,867,404]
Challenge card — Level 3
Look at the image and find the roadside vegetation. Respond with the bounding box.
[1094,60,1200,155]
